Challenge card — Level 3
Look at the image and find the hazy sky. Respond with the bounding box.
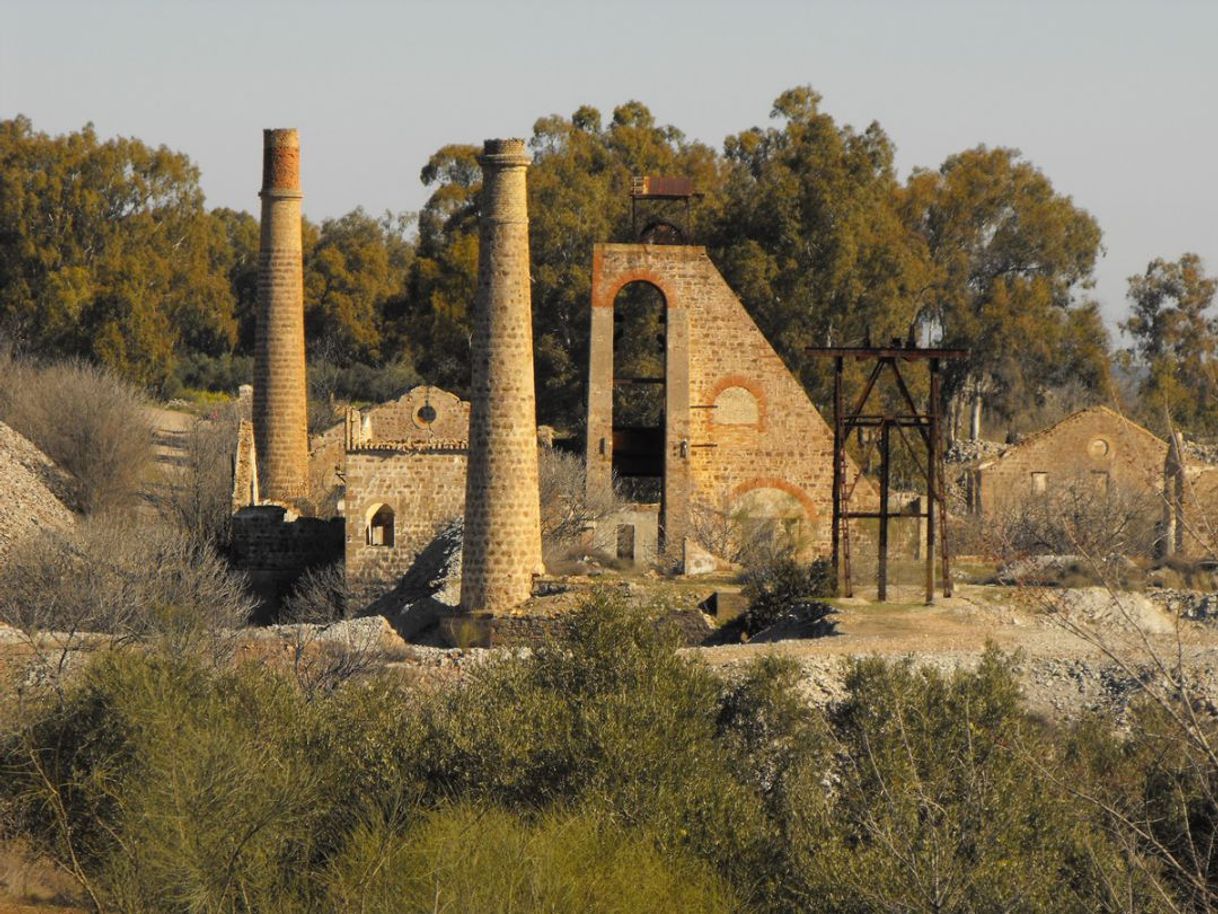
[3,0,1215,334]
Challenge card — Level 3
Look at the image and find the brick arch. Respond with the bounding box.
[591,264,680,311]
[707,373,767,430]
[730,477,819,522]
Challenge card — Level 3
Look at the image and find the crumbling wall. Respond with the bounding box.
[1176,464,1218,559]
[230,505,343,616]
[342,386,471,608]
[344,448,467,607]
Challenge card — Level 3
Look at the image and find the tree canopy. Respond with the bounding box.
[4,93,1197,439]
[1121,253,1218,434]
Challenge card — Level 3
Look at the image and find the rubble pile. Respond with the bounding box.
[0,421,76,559]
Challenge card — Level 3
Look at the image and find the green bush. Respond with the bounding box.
[1,595,1205,913]
[740,556,835,636]
[325,803,737,914]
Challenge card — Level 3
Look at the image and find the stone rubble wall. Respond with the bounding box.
[230,505,343,613]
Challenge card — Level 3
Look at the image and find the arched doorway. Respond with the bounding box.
[611,281,666,505]
[365,503,395,547]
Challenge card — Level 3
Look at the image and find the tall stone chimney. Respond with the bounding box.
[459,138,543,613]
[253,128,308,503]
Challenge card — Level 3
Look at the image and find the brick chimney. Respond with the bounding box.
[459,138,543,612]
[253,128,308,503]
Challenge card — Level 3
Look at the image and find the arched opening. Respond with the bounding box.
[733,486,809,556]
[611,281,666,503]
[366,503,395,547]
[712,385,760,426]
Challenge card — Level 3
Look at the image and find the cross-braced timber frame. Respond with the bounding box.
[807,346,968,603]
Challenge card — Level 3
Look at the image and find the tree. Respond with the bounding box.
[1121,253,1218,435]
[903,146,1109,439]
[303,207,413,366]
[0,117,238,390]
[711,87,932,404]
[209,207,260,354]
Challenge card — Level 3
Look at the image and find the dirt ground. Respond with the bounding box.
[694,581,1218,720]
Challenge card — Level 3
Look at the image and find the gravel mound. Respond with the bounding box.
[1052,587,1176,634]
[0,421,76,559]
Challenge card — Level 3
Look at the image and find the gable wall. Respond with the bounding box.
[977,409,1167,514]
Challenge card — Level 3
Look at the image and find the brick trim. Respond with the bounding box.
[591,261,680,310]
[706,373,766,430]
[731,477,819,522]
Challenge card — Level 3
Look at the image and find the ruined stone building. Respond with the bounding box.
[969,407,1168,516]
[342,386,469,606]
[234,132,858,615]
[584,243,844,571]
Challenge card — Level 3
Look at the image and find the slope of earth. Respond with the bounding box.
[0,422,75,560]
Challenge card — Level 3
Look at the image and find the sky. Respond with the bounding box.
[2,0,1215,335]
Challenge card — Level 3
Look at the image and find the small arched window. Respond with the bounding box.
[366,504,395,547]
[712,386,760,426]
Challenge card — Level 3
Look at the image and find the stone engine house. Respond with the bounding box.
[971,407,1168,515]
[585,243,843,571]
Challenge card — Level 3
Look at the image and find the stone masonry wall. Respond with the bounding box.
[343,386,471,607]
[344,449,467,608]
[1177,463,1218,559]
[976,407,1167,516]
[460,139,543,613]
[586,244,849,565]
[230,505,343,616]
[253,128,309,503]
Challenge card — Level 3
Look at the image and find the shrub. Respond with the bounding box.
[538,447,621,561]
[740,556,835,636]
[777,649,1169,913]
[995,474,1162,560]
[281,561,349,624]
[0,357,154,514]
[0,595,1196,913]
[170,351,253,395]
[156,406,242,549]
[3,653,322,911]
[0,515,253,658]
[324,803,737,914]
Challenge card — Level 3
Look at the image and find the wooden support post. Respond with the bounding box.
[831,356,843,595]
[878,417,890,602]
[931,358,952,598]
[925,372,938,604]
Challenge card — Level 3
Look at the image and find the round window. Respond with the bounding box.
[416,404,437,425]
[1088,437,1110,458]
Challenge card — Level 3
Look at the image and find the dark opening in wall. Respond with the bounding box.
[367,504,395,547]
[612,281,666,503]
[616,523,636,561]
